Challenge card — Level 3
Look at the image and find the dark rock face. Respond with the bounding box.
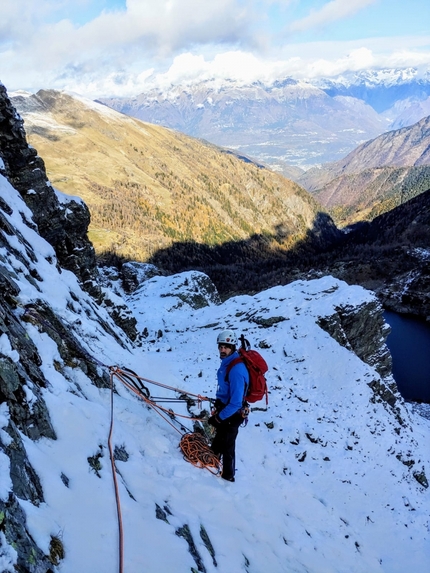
[0,270,58,570]
[317,300,392,378]
[0,269,56,440]
[378,260,430,319]
[0,493,55,573]
[0,83,99,297]
[0,83,126,569]
[317,299,404,411]
[0,261,110,570]
[96,292,139,343]
[120,262,164,294]
[335,190,430,321]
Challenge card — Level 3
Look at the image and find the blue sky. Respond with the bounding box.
[1,0,430,97]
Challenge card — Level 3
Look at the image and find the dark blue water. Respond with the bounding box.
[384,310,430,403]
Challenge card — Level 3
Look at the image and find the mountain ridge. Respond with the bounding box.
[297,115,430,225]
[98,77,389,170]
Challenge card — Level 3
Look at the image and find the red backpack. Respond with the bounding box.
[226,335,269,405]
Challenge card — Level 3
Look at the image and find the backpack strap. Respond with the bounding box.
[225,356,249,404]
[224,356,244,382]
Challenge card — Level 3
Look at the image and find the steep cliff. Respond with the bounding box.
[0,85,139,341]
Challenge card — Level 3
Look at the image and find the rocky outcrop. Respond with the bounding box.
[120,262,165,294]
[378,259,430,320]
[316,299,407,414]
[0,268,56,440]
[0,267,60,570]
[0,493,57,573]
[0,83,99,297]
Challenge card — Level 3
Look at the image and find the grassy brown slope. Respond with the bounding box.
[13,90,321,261]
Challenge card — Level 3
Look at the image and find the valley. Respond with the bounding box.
[11,90,328,262]
[298,115,430,226]
[99,77,389,172]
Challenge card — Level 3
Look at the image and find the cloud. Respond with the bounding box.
[11,0,253,60]
[0,0,261,90]
[290,0,377,33]
[164,45,430,83]
[1,0,430,97]
[48,42,430,99]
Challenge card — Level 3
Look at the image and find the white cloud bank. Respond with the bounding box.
[64,45,430,99]
[0,0,430,97]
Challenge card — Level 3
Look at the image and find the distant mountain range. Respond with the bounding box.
[11,89,334,262]
[316,68,430,116]
[297,115,430,225]
[98,68,430,172]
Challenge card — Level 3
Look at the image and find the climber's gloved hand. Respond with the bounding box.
[208,414,222,428]
[214,399,225,411]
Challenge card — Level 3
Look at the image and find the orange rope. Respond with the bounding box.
[179,433,222,475]
[112,367,210,424]
[113,366,210,403]
[110,367,222,475]
[113,371,191,431]
[108,370,124,573]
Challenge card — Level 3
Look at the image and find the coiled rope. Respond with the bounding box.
[179,432,221,474]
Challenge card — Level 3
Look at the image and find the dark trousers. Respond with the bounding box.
[210,413,242,480]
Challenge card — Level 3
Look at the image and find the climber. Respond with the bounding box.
[208,329,249,482]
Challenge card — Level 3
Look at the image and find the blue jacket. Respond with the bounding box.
[216,351,249,420]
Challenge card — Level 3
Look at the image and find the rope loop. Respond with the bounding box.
[179,432,222,475]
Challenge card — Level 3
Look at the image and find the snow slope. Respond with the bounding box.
[0,173,429,573]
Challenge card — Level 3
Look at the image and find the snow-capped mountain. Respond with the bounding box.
[316,68,428,91]
[99,67,430,171]
[1,81,430,573]
[317,68,430,117]
[98,77,388,171]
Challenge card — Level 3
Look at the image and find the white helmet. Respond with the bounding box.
[217,329,238,347]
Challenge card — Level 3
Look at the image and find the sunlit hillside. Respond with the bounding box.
[12,90,322,261]
[298,115,430,227]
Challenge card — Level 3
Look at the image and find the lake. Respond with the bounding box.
[384,310,430,403]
